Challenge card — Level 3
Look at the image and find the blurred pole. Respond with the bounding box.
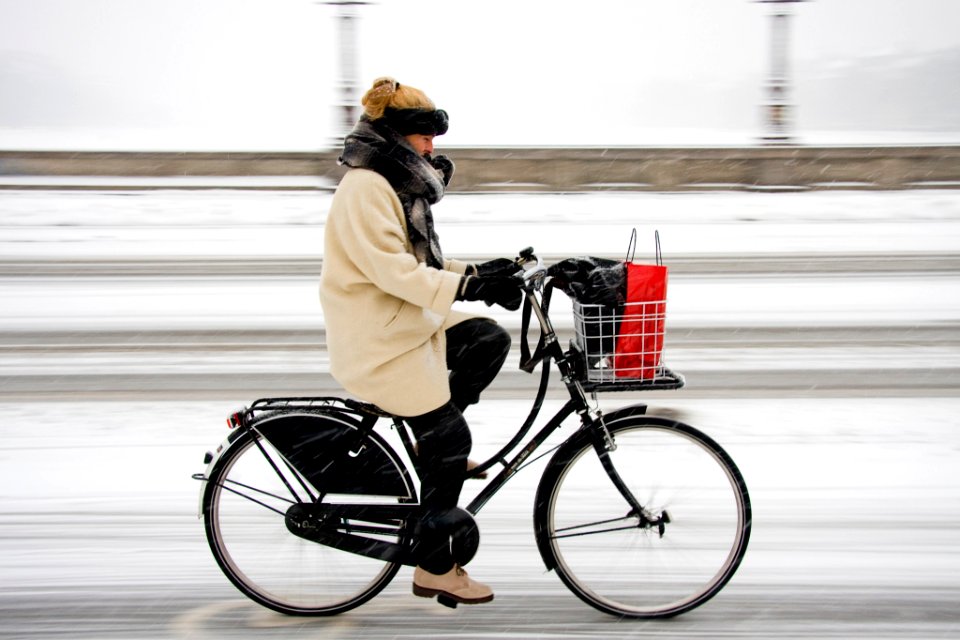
[755,0,808,144]
[322,1,370,146]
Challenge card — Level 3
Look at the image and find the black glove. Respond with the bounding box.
[472,257,518,278]
[429,154,455,186]
[457,275,523,311]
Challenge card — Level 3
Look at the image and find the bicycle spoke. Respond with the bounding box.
[552,523,643,540]
[213,478,295,517]
[554,514,635,535]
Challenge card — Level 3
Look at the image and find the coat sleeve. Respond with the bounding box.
[335,171,463,316]
[444,258,470,275]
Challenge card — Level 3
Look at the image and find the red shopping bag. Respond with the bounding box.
[612,232,668,379]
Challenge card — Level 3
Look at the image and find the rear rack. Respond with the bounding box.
[242,397,392,423]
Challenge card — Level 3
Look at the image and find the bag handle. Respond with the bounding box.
[625,228,662,266]
[625,228,637,263]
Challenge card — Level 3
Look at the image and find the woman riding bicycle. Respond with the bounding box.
[319,77,522,606]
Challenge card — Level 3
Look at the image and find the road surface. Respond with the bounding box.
[1,187,958,638]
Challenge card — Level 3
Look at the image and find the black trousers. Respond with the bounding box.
[405,318,511,574]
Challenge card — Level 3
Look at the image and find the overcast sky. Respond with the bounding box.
[1,0,959,150]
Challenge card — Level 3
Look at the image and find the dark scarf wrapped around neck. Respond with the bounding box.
[338,117,454,270]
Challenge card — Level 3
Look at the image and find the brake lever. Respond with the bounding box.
[517,248,547,287]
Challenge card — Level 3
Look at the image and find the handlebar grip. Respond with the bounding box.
[518,247,535,261]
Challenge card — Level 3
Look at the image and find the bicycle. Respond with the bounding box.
[193,248,751,619]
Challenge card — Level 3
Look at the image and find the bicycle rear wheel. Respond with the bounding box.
[202,415,415,615]
[535,413,750,618]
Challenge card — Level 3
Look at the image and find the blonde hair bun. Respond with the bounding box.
[361,77,435,120]
[372,76,398,91]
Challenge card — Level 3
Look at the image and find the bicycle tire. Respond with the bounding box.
[202,413,415,616]
[534,412,751,618]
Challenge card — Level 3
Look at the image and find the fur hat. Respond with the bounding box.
[382,107,449,137]
[361,78,449,136]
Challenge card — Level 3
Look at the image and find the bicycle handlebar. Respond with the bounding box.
[516,247,548,288]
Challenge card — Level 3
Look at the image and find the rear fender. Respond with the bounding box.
[195,407,414,519]
[194,425,246,518]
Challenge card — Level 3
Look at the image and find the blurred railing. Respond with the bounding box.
[2,145,960,191]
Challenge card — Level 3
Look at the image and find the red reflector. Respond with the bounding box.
[226,407,247,429]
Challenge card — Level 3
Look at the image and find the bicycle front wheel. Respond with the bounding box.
[535,413,751,618]
[202,415,415,616]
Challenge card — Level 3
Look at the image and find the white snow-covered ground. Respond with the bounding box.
[2,188,960,258]
[0,187,959,638]
[1,396,959,639]
[2,188,959,332]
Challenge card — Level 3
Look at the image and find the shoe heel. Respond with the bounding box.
[412,584,439,599]
[437,595,458,609]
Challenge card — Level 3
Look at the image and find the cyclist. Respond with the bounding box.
[319,77,521,606]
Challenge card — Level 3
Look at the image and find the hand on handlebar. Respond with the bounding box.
[456,274,523,311]
[516,247,547,287]
[472,257,518,278]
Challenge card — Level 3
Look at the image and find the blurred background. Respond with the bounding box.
[1,0,958,149]
[1,2,960,639]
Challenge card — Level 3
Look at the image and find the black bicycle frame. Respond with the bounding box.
[207,274,653,565]
[466,397,581,515]
[457,283,624,516]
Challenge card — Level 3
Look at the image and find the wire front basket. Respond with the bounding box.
[572,300,683,390]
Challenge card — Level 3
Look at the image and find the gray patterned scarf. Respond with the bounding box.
[339,117,454,270]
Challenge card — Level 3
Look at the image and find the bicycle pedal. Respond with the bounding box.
[437,595,458,609]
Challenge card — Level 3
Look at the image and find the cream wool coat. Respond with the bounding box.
[319,168,475,417]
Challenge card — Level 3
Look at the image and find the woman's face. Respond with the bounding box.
[404,133,435,157]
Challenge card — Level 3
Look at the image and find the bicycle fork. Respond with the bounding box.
[588,416,671,538]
